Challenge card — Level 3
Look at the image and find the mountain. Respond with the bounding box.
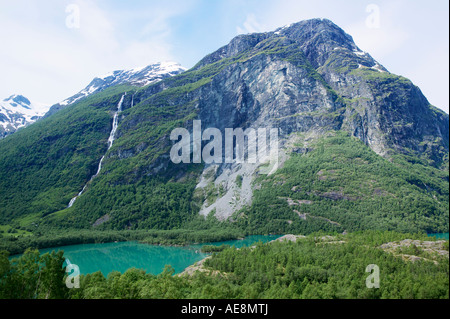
[0,19,448,242]
[0,62,186,139]
[44,61,186,117]
[0,94,49,138]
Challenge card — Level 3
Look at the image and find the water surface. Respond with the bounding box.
[427,233,449,240]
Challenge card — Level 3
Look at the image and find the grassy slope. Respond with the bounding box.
[0,85,132,224]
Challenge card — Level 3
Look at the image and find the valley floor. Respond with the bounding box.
[1,230,448,299]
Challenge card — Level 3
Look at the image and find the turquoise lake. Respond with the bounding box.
[427,233,449,240]
[13,235,281,276]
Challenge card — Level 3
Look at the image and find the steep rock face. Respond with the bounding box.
[197,55,338,132]
[190,53,342,218]
[243,20,445,157]
[317,45,448,160]
[168,19,448,166]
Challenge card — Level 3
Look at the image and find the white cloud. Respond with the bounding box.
[122,40,173,69]
[75,0,119,53]
[237,13,266,34]
[0,1,119,104]
[0,0,186,105]
[343,19,410,63]
[406,47,449,113]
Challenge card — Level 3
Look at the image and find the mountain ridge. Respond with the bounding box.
[0,18,448,238]
[44,61,186,118]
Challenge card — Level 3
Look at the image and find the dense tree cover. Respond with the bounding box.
[0,23,447,301]
[200,244,231,253]
[234,131,449,235]
[0,85,134,223]
[0,218,245,255]
[0,34,448,291]
[1,231,447,299]
[0,249,67,299]
[0,62,208,233]
[199,231,449,299]
[3,132,448,234]
[1,132,448,256]
[42,168,203,231]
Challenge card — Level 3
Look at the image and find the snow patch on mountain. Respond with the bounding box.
[0,94,49,137]
[59,61,186,106]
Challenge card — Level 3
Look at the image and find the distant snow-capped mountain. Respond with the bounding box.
[0,94,49,138]
[46,61,186,117]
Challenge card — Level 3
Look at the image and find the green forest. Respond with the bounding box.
[1,231,448,299]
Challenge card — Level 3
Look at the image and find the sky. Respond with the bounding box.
[0,0,448,113]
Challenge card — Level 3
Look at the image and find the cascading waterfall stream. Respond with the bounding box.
[67,93,126,208]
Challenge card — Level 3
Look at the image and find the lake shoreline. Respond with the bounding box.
[7,233,282,260]
[9,235,283,276]
[5,230,448,258]
[1,228,249,256]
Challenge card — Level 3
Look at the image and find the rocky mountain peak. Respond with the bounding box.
[194,18,361,70]
[0,94,49,138]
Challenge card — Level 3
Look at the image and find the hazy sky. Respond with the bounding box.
[0,0,448,113]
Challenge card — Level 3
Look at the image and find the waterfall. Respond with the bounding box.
[67,93,126,208]
[67,184,87,208]
[130,92,137,108]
